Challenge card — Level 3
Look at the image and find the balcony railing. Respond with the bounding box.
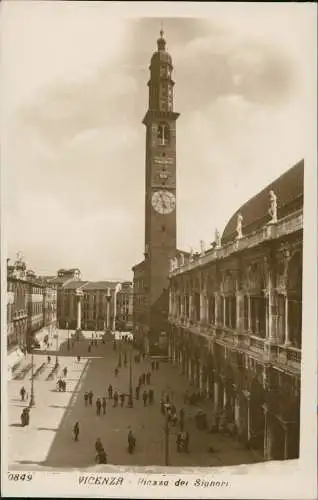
[170,210,303,276]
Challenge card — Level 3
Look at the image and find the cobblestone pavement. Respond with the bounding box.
[8,333,259,468]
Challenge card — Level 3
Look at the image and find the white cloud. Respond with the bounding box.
[2,7,312,278]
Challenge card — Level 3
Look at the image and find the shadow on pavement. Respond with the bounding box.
[48,405,67,409]
[37,427,58,432]
[10,423,23,428]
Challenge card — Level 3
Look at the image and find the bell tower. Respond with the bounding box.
[142,30,180,349]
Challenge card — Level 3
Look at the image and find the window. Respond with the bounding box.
[157,123,170,146]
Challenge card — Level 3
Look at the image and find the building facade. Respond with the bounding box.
[168,160,303,461]
[57,280,122,332]
[6,254,57,353]
[132,30,179,353]
[116,281,134,331]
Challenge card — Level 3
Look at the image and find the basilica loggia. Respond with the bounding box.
[168,160,303,462]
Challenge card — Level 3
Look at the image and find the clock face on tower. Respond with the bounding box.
[152,190,176,215]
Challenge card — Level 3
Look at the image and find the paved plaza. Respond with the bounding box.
[8,331,259,469]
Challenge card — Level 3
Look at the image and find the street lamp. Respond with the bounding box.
[164,410,170,465]
[127,345,133,408]
[67,321,70,351]
[29,350,35,407]
[55,327,59,366]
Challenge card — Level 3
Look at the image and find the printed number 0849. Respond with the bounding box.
[8,473,33,481]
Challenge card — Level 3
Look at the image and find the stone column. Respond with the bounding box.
[247,394,251,441]
[214,293,220,326]
[234,394,240,429]
[188,358,192,382]
[169,288,173,317]
[247,295,251,331]
[199,362,203,392]
[236,291,244,332]
[284,426,289,459]
[284,295,290,345]
[222,295,226,326]
[263,405,272,461]
[213,380,219,413]
[76,295,82,331]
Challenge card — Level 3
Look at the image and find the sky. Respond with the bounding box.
[1,2,315,281]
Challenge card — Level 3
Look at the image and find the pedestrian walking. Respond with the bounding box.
[20,386,26,402]
[62,380,66,392]
[114,367,119,377]
[94,339,97,347]
[84,392,89,407]
[146,371,151,384]
[120,393,125,407]
[108,384,113,399]
[176,432,182,452]
[95,438,103,454]
[96,398,102,416]
[138,375,142,386]
[88,390,93,406]
[124,352,127,367]
[160,399,165,415]
[88,344,91,353]
[113,391,119,407]
[142,352,146,360]
[179,408,185,431]
[77,356,81,362]
[148,388,154,404]
[156,360,159,370]
[135,386,140,401]
[142,390,148,407]
[96,447,108,464]
[63,367,68,377]
[184,431,189,453]
[47,355,51,364]
[128,430,136,454]
[142,372,146,384]
[73,422,79,441]
[151,360,155,371]
[102,397,107,415]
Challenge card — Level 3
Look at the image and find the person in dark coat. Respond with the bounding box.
[176,432,182,452]
[102,397,107,415]
[135,386,140,400]
[88,390,93,406]
[108,384,113,399]
[148,388,154,405]
[160,399,165,415]
[138,375,143,386]
[88,344,91,353]
[146,371,151,384]
[166,394,170,404]
[120,393,125,408]
[96,447,107,464]
[113,391,119,407]
[128,430,136,454]
[63,367,68,377]
[114,367,119,377]
[179,408,185,431]
[184,431,189,453]
[142,390,148,407]
[73,422,79,441]
[62,380,66,392]
[151,360,155,371]
[47,355,51,364]
[20,386,26,402]
[84,392,88,407]
[95,438,103,454]
[96,398,102,416]
[156,360,159,370]
[142,372,146,384]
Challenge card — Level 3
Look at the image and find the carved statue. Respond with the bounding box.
[236,213,243,239]
[268,189,278,223]
[180,253,185,266]
[169,258,174,272]
[215,228,221,248]
[189,247,194,262]
[200,240,205,255]
[174,257,179,269]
